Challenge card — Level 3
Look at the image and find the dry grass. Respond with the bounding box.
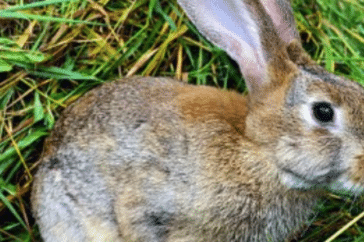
[0,0,364,241]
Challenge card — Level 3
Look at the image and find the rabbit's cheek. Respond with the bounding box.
[275,135,343,190]
[278,169,313,190]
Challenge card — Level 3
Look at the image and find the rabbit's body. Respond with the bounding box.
[32,0,364,241]
[32,77,317,242]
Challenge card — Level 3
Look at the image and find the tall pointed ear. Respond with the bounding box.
[261,0,300,44]
[260,0,314,66]
[177,0,298,94]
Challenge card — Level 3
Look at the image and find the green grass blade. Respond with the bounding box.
[0,11,104,26]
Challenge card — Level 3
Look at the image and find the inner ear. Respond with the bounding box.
[261,0,300,44]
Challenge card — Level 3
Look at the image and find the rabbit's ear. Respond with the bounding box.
[177,0,298,94]
[261,0,300,44]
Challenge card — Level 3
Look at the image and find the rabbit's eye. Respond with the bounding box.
[312,102,334,123]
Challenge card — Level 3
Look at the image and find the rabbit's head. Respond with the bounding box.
[177,0,364,195]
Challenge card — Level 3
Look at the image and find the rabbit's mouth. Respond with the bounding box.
[278,166,344,191]
[327,175,364,196]
[279,166,364,196]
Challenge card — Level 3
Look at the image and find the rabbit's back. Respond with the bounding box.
[31,77,190,241]
[34,77,278,242]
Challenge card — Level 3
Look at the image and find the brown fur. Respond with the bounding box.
[41,89,101,157]
[352,155,364,183]
[177,85,248,135]
[286,40,315,66]
[31,0,364,241]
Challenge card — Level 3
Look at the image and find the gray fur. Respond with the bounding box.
[32,0,364,241]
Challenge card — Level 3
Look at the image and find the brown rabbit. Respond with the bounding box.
[31,0,364,241]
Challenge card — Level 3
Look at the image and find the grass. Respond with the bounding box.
[0,0,364,241]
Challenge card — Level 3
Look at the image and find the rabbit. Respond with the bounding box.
[31,0,364,241]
